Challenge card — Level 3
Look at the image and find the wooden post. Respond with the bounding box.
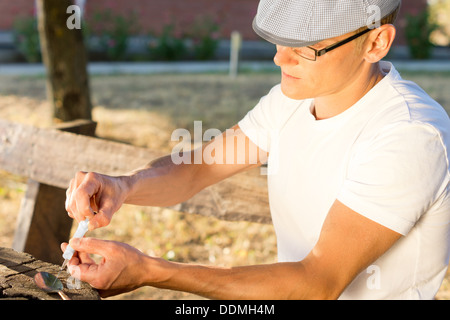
[12,120,97,264]
[229,31,242,78]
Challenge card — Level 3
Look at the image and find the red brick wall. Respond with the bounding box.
[395,0,429,46]
[1,0,427,45]
[0,0,36,30]
[2,0,259,39]
[83,0,259,39]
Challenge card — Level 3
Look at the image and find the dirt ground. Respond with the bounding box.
[0,69,449,299]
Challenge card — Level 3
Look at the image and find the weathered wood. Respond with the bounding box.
[229,31,242,78]
[12,180,72,264]
[0,246,99,300]
[11,119,98,264]
[0,119,271,224]
[0,119,161,188]
[174,168,270,223]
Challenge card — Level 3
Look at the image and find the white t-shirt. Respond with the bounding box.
[238,61,450,299]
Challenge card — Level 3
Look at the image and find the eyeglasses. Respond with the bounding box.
[291,28,372,61]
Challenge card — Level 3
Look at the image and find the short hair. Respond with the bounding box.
[354,4,401,48]
[379,3,401,25]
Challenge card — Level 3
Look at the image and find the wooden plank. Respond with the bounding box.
[0,119,162,188]
[0,119,271,224]
[0,246,100,300]
[12,120,98,264]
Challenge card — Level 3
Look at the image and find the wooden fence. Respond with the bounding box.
[0,118,270,264]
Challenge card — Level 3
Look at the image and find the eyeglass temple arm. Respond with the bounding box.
[315,28,372,57]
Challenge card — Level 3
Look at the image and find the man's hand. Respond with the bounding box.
[65,171,131,230]
[61,238,156,297]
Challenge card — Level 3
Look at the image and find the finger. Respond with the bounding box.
[88,191,119,230]
[69,237,113,258]
[89,207,112,230]
[66,171,88,221]
[77,251,96,264]
[61,241,95,266]
[68,261,100,286]
[90,194,99,214]
[65,179,74,215]
[61,242,68,253]
[61,242,81,269]
[66,177,80,219]
[74,174,101,221]
[66,239,109,287]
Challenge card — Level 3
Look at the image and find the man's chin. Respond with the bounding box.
[280,83,312,101]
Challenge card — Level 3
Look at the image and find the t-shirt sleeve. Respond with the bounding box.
[337,121,449,235]
[238,84,305,152]
[238,85,279,152]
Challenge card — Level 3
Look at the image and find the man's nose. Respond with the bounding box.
[273,45,299,67]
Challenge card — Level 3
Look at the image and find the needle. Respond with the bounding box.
[61,259,69,271]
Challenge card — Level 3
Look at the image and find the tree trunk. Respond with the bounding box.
[36,0,92,122]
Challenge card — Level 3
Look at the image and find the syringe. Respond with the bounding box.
[61,218,90,270]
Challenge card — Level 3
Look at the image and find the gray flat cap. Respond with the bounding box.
[253,0,401,47]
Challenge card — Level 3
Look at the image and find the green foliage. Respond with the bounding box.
[12,10,221,63]
[148,24,187,61]
[87,10,139,61]
[186,16,221,60]
[12,16,41,63]
[405,9,438,60]
[148,15,221,61]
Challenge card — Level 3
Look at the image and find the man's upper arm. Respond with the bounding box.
[194,124,268,189]
[301,199,402,299]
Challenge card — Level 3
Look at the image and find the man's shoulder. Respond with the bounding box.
[364,62,449,138]
[381,61,447,121]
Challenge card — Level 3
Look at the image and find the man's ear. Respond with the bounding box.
[363,24,396,63]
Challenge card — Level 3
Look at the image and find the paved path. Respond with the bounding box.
[0,60,449,76]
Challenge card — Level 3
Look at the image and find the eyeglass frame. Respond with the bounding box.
[291,28,372,61]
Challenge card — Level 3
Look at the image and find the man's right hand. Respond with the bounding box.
[65,171,131,230]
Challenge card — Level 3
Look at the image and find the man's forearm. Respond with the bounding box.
[122,129,264,208]
[123,151,204,207]
[142,256,341,300]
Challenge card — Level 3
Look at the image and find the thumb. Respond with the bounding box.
[69,237,111,257]
[88,208,112,231]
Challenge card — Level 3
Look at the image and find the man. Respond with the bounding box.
[63,0,450,299]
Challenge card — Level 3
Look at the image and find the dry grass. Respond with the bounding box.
[0,69,449,299]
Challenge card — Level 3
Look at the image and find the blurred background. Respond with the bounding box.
[0,0,449,63]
